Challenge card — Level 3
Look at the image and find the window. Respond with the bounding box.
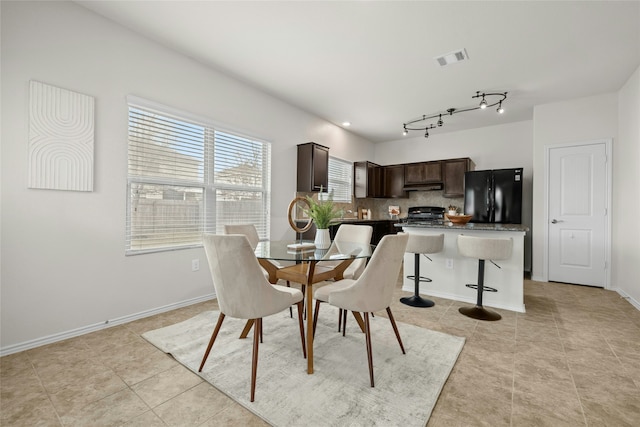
[126,97,271,255]
[326,156,353,202]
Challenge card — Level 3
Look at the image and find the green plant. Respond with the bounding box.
[304,188,343,229]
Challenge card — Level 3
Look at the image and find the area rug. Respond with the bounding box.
[142,306,465,427]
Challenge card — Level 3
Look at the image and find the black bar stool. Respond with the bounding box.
[400,233,444,307]
[456,235,513,321]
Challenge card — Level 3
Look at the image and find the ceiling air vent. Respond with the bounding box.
[435,48,469,67]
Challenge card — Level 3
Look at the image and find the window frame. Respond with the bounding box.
[325,156,353,203]
[125,96,271,255]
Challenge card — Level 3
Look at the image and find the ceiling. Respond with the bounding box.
[77,1,640,143]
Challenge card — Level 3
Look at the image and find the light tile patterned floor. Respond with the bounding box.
[1,277,639,426]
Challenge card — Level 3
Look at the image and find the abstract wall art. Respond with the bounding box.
[28,80,95,191]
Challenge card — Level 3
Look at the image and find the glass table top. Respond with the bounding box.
[254,240,374,262]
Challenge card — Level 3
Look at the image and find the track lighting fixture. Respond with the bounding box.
[402,91,508,138]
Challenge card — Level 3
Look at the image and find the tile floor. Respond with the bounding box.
[1,277,639,426]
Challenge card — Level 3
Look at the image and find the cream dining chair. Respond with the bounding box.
[224,224,295,317]
[319,224,374,280]
[312,233,409,387]
[199,234,306,402]
[316,223,373,331]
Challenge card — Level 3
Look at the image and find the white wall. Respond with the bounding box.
[614,67,640,305]
[375,121,534,271]
[531,93,619,284]
[0,1,374,352]
[375,120,533,171]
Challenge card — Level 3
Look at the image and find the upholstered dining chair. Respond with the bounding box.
[317,224,374,331]
[224,224,260,249]
[224,223,295,317]
[319,224,374,280]
[312,233,409,387]
[199,234,306,402]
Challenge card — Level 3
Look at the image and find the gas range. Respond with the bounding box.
[399,206,446,225]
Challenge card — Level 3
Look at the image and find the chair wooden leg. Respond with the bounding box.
[386,307,405,354]
[239,319,255,339]
[296,301,306,359]
[363,312,374,387]
[199,313,225,372]
[287,281,293,318]
[250,318,261,402]
[342,308,347,337]
[312,300,321,339]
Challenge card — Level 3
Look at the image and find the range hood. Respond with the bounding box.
[402,182,443,191]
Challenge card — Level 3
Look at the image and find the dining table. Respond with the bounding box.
[251,239,374,374]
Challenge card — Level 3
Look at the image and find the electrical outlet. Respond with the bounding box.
[192,259,200,272]
[445,258,454,269]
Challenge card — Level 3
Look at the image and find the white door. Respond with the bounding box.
[548,142,608,286]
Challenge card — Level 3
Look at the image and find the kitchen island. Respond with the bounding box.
[395,222,529,313]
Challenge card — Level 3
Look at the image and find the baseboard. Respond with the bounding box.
[614,288,640,311]
[0,293,216,357]
[530,275,545,282]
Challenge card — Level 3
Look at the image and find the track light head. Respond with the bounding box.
[437,114,443,127]
[479,95,487,109]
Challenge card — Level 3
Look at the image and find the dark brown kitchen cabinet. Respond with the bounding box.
[354,161,382,198]
[382,165,408,198]
[443,158,474,198]
[297,142,329,192]
[404,161,442,185]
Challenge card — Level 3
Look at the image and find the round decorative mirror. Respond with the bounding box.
[287,197,312,233]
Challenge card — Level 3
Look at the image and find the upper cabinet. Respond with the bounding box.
[404,161,442,185]
[353,156,473,199]
[382,165,408,198]
[442,158,475,198]
[297,142,329,192]
[354,161,382,198]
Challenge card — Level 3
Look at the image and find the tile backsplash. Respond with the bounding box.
[360,191,464,220]
[296,191,464,221]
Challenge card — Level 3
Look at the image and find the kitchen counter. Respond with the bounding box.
[394,222,529,232]
[398,223,527,313]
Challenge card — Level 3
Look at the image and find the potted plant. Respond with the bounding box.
[304,188,343,249]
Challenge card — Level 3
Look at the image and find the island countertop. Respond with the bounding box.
[394,222,529,232]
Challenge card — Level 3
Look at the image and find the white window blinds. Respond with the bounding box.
[327,156,353,202]
[126,100,270,254]
[212,131,271,238]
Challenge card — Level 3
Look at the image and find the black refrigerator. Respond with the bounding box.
[464,168,523,224]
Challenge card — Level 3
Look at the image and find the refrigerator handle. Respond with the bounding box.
[486,176,492,217]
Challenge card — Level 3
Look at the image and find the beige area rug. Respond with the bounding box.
[143,306,465,427]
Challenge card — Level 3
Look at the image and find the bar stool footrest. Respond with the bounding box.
[465,284,498,292]
[407,275,432,283]
[459,306,502,321]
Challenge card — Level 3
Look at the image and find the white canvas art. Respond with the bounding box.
[28,81,95,191]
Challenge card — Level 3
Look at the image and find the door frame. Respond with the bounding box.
[543,139,612,288]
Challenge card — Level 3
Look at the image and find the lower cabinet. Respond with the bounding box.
[296,220,399,245]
